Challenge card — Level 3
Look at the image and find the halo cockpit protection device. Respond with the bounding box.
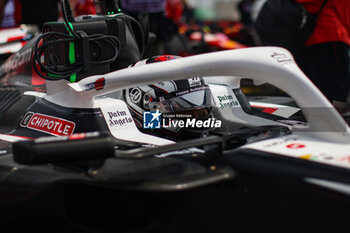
[124,55,216,140]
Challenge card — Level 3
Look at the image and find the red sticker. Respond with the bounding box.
[155,55,175,62]
[26,113,75,136]
[286,143,305,149]
[95,78,105,90]
[69,133,86,140]
[251,105,278,114]
[7,35,25,42]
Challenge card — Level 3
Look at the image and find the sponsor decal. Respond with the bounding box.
[98,98,174,146]
[175,85,208,97]
[271,52,293,64]
[20,112,34,127]
[259,136,298,148]
[84,82,95,91]
[129,87,142,103]
[95,78,105,90]
[107,110,133,127]
[313,153,335,161]
[20,112,75,136]
[84,77,105,91]
[188,77,202,87]
[209,85,241,109]
[216,94,239,109]
[286,143,306,149]
[298,153,335,161]
[337,155,350,163]
[299,154,312,160]
[243,136,350,169]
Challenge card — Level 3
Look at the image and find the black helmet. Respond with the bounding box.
[124,55,217,141]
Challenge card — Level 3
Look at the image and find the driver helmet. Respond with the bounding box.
[124,55,217,141]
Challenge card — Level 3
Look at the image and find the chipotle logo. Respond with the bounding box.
[20,112,75,136]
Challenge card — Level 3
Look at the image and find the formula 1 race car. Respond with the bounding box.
[0,24,38,61]
[0,1,350,233]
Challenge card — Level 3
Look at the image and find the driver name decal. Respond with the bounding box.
[20,112,75,136]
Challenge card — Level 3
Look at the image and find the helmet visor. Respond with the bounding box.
[149,86,212,114]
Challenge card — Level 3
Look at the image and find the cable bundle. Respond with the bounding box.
[33,0,121,82]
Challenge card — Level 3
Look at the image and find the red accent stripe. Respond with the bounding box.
[0,133,33,141]
[7,35,25,42]
[251,105,278,114]
[69,133,86,140]
[151,84,169,94]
